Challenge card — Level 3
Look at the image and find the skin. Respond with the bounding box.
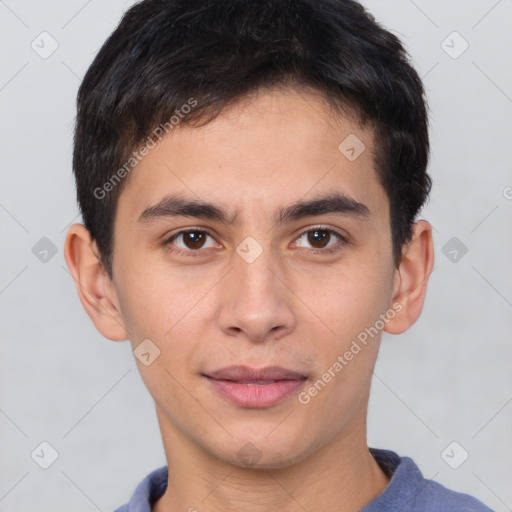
[65,86,434,512]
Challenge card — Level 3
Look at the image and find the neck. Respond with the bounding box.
[152,410,390,512]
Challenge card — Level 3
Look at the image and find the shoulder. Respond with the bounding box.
[413,474,494,511]
[112,506,128,512]
[111,465,168,512]
[367,449,494,512]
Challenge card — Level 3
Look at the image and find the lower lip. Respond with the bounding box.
[205,377,307,408]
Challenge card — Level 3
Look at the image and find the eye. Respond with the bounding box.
[163,226,347,257]
[164,229,219,256]
[293,227,347,253]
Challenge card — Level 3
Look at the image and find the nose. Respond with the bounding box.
[216,244,297,343]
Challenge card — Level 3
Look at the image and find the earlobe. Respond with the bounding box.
[64,223,128,341]
[384,220,435,335]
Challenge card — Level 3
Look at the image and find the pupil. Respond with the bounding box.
[185,231,204,249]
[308,230,329,248]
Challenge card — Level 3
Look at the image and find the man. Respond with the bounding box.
[64,0,493,510]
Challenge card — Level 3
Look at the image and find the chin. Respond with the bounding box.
[219,434,315,470]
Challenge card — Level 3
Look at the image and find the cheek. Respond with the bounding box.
[291,253,394,345]
[294,262,388,414]
[114,277,165,341]
[114,270,205,401]
[114,259,225,376]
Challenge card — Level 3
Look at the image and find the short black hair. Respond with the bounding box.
[73,0,431,278]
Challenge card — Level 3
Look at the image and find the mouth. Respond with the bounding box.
[202,365,308,408]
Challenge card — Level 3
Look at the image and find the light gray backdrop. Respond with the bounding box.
[1,0,511,511]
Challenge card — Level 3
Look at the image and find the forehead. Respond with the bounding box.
[115,87,387,226]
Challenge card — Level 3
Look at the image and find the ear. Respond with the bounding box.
[64,223,128,341]
[384,220,435,335]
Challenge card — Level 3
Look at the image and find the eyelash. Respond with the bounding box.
[163,226,348,257]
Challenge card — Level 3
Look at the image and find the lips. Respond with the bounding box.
[203,365,308,408]
[204,365,307,382]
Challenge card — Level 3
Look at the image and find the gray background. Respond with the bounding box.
[1,0,511,510]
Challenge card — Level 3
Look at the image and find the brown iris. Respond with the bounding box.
[183,231,207,249]
[307,229,331,249]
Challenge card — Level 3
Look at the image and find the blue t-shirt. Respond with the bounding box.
[113,448,493,511]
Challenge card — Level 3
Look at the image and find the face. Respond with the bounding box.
[108,87,399,468]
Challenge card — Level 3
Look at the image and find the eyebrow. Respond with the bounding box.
[137,192,370,226]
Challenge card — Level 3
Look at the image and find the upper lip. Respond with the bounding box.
[204,365,307,382]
